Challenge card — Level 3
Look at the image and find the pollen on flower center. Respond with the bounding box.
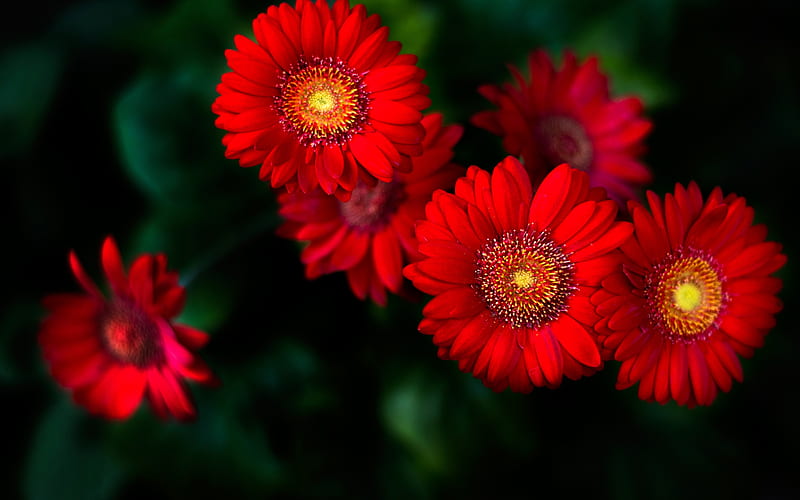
[276,57,368,147]
[512,269,536,289]
[308,89,336,113]
[339,179,405,231]
[101,299,163,368]
[646,249,726,342]
[474,228,576,328]
[674,282,703,312]
[535,115,593,171]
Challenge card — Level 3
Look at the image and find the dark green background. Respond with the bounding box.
[4,0,798,498]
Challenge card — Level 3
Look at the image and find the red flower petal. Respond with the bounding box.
[364,65,421,90]
[369,99,423,125]
[720,315,765,348]
[653,344,672,404]
[107,365,147,419]
[128,255,155,308]
[68,251,102,299]
[174,324,210,351]
[487,326,521,383]
[350,133,393,181]
[300,3,323,55]
[687,343,713,406]
[372,228,403,291]
[569,221,632,262]
[422,286,483,319]
[330,230,370,270]
[450,311,496,359]
[348,25,389,71]
[550,314,601,368]
[414,258,475,285]
[631,204,668,261]
[669,343,690,404]
[257,16,298,71]
[530,328,564,386]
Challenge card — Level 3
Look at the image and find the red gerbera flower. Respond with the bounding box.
[38,236,217,421]
[403,157,633,392]
[277,112,464,305]
[592,183,786,406]
[471,49,652,207]
[213,0,430,201]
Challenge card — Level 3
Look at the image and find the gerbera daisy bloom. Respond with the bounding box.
[403,157,633,392]
[471,49,652,207]
[592,183,786,407]
[277,112,464,305]
[212,0,430,201]
[38,236,217,421]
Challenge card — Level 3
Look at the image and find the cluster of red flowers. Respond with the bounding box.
[39,0,785,420]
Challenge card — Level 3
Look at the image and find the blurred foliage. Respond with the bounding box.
[0,43,64,158]
[3,0,799,499]
[24,399,124,500]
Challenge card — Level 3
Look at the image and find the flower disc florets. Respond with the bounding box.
[276,57,369,147]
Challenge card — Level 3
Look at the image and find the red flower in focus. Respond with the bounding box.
[593,183,786,406]
[403,157,633,392]
[277,113,464,305]
[39,237,216,421]
[213,0,430,201]
[471,49,652,207]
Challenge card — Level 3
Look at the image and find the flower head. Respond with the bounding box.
[39,237,216,421]
[403,157,633,392]
[593,183,786,406]
[277,112,464,305]
[213,0,430,201]
[471,49,652,207]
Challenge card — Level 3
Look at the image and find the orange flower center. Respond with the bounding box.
[339,179,405,231]
[646,250,725,341]
[101,299,163,367]
[475,228,575,328]
[535,115,593,171]
[276,57,368,147]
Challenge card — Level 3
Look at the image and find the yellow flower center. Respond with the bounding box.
[512,269,535,289]
[308,89,336,113]
[674,282,703,312]
[475,228,575,329]
[647,251,726,341]
[276,57,368,147]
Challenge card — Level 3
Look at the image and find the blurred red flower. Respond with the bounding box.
[472,49,652,207]
[277,112,464,305]
[39,237,216,421]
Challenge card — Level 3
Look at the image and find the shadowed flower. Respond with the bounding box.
[277,112,464,305]
[471,49,652,207]
[39,236,216,421]
[403,157,633,392]
[592,183,786,406]
[213,0,430,201]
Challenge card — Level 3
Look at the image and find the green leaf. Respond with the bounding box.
[53,0,142,45]
[127,192,278,332]
[573,3,676,109]
[363,0,438,58]
[112,65,227,206]
[381,368,449,474]
[0,301,44,384]
[0,42,64,158]
[23,399,124,500]
[106,378,284,498]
